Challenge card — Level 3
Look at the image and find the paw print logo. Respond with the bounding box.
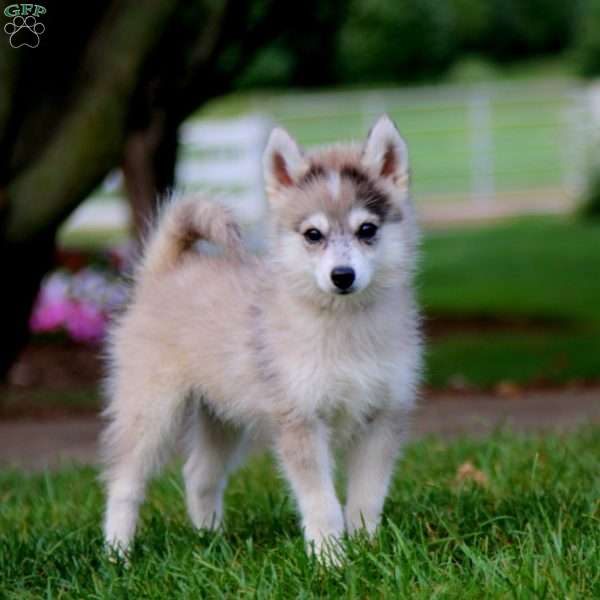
[4,15,45,48]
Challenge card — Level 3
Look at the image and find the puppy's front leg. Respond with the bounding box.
[274,418,344,560]
[345,409,410,536]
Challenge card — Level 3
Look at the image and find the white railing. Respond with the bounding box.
[176,115,271,225]
[63,80,597,233]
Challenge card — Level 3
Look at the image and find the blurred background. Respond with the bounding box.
[1,0,599,454]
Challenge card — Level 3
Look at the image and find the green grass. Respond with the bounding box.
[0,386,100,417]
[421,217,600,387]
[421,218,600,323]
[427,330,600,388]
[445,55,576,84]
[1,429,598,598]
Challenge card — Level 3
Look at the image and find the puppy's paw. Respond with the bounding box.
[344,507,380,538]
[105,538,132,567]
[188,508,223,532]
[303,506,345,566]
[186,494,223,532]
[307,535,346,568]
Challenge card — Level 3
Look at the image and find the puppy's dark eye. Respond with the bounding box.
[304,228,323,243]
[357,222,378,240]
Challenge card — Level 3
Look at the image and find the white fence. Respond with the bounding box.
[176,115,270,224]
[63,80,598,233]
[263,80,597,204]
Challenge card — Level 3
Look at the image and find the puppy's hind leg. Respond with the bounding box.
[183,404,245,531]
[101,380,186,554]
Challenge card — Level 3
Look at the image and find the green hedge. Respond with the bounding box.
[336,0,457,83]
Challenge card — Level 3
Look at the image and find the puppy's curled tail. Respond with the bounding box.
[139,196,244,277]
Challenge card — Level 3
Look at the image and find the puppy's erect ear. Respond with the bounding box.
[362,115,409,186]
[263,127,308,192]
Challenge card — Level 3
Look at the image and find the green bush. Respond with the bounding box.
[483,0,577,59]
[336,0,457,83]
[236,45,295,88]
[574,0,600,76]
[236,0,349,88]
[335,0,576,85]
[447,0,493,50]
[450,0,578,59]
[236,0,582,88]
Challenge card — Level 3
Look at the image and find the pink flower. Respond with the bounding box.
[30,268,117,342]
[64,301,108,343]
[29,273,72,333]
[29,299,71,333]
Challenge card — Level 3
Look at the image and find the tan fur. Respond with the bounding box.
[102,116,422,565]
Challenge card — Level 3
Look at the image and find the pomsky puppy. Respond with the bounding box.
[101,115,422,563]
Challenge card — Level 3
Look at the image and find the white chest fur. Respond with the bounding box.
[267,300,408,421]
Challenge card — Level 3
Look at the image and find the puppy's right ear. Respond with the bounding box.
[362,115,409,188]
[263,127,308,194]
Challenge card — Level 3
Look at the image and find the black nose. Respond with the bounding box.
[331,266,355,291]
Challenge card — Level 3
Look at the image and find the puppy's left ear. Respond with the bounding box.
[362,115,409,187]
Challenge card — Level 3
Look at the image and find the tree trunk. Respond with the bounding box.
[0,232,56,377]
[122,112,179,238]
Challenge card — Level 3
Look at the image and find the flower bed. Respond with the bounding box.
[29,247,130,344]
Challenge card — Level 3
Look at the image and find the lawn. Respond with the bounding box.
[1,428,598,598]
[421,216,600,388]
